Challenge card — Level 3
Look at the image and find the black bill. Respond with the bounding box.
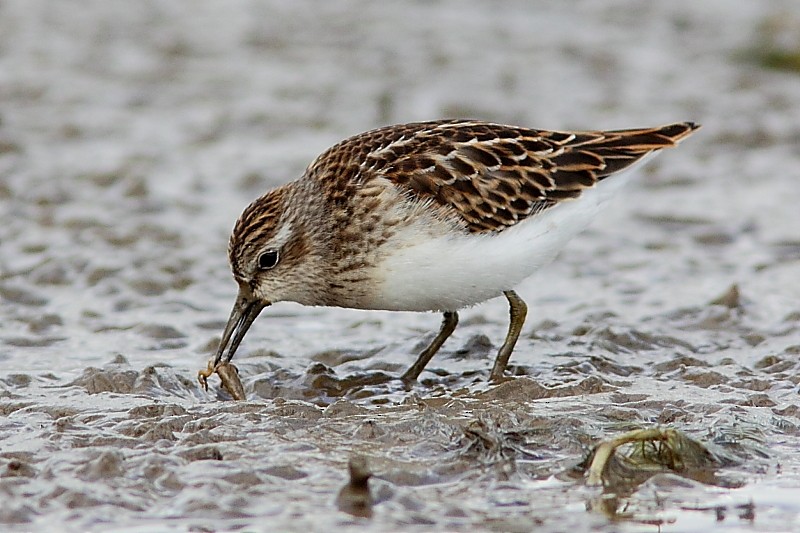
[213,286,269,367]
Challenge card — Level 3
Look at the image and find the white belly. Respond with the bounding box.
[367,174,632,312]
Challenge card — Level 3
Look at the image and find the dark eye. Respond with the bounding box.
[258,250,280,270]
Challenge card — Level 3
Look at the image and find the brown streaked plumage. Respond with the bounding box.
[208,119,700,387]
[305,120,698,233]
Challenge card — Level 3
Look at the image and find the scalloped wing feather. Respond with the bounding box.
[307,120,699,234]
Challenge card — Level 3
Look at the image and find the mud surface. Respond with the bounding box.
[2,1,800,531]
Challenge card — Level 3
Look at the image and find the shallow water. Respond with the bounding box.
[2,1,800,531]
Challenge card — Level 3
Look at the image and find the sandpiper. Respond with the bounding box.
[211,119,699,383]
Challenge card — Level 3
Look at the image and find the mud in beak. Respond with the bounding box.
[213,286,269,367]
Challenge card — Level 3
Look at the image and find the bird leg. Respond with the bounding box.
[401,311,459,381]
[489,290,528,382]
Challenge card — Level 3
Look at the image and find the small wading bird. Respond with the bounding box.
[211,119,699,383]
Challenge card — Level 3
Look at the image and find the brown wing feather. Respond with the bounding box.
[307,120,700,234]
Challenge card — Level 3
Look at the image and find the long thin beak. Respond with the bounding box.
[213,286,269,367]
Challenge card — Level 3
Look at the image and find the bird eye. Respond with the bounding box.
[258,250,280,270]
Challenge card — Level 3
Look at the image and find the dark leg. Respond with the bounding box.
[489,290,528,382]
[401,311,459,381]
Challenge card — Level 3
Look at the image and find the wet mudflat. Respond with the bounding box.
[2,1,800,531]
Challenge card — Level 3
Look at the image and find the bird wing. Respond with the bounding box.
[308,119,699,233]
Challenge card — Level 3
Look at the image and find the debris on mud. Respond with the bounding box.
[336,456,374,518]
[581,427,719,488]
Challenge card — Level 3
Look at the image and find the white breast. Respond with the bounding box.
[367,173,633,312]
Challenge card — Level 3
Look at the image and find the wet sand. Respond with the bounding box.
[2,1,800,531]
